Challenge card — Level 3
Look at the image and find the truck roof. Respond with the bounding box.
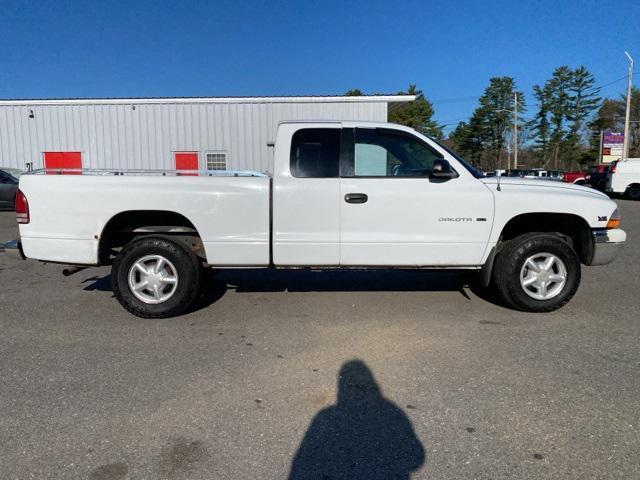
[277,120,418,132]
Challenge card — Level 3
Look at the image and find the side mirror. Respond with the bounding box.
[430,159,458,179]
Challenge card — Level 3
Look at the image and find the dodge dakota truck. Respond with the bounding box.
[5,121,627,318]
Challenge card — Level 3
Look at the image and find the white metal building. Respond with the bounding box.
[0,95,414,173]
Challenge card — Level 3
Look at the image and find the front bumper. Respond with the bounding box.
[0,239,25,259]
[590,228,626,266]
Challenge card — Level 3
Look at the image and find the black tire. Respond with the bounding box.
[112,235,200,318]
[627,185,640,200]
[200,266,219,287]
[492,233,581,312]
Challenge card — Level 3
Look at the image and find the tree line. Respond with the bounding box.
[348,69,639,173]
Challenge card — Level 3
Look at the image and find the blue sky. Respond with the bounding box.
[1,0,638,134]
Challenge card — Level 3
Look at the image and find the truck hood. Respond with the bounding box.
[480,177,609,199]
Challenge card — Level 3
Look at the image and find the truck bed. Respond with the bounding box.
[18,170,271,266]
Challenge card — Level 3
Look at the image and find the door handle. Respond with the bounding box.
[345,193,368,204]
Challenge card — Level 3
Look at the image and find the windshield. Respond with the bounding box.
[427,137,485,178]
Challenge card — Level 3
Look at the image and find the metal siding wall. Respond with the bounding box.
[0,101,388,172]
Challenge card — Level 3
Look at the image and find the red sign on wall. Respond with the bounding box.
[174,152,198,175]
[43,152,82,174]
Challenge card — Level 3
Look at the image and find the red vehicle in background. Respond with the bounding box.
[563,170,587,185]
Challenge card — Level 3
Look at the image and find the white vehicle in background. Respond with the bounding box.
[485,169,506,177]
[3,121,627,318]
[606,159,640,200]
[525,168,548,179]
[522,169,563,181]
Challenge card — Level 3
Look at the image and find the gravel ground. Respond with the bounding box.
[0,201,638,479]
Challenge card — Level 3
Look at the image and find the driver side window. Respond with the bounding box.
[352,128,441,177]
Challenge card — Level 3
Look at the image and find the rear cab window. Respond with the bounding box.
[290,128,341,178]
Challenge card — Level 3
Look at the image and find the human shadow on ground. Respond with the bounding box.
[81,268,502,314]
[289,360,425,479]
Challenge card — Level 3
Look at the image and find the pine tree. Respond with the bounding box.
[566,66,601,166]
[531,84,551,163]
[531,66,601,170]
[477,77,525,169]
[448,77,525,171]
[345,85,443,138]
[388,85,443,139]
[546,67,574,169]
[449,120,483,163]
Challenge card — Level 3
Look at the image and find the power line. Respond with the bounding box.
[435,70,638,135]
[430,95,480,105]
[595,72,635,90]
[431,71,636,108]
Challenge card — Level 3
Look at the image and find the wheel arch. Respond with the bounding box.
[482,212,593,286]
[498,212,591,245]
[625,183,640,197]
[98,210,206,264]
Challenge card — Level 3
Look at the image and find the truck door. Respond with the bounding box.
[339,127,493,266]
[272,124,342,266]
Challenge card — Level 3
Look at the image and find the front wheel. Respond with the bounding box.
[492,233,581,312]
[112,236,201,318]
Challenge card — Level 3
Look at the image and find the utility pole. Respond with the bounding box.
[623,51,634,160]
[513,92,519,169]
[598,130,603,164]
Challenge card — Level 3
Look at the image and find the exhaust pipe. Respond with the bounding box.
[62,266,88,276]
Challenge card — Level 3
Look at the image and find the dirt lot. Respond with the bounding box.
[0,201,639,479]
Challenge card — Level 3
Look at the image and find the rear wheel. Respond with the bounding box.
[112,236,200,318]
[492,233,581,312]
[627,185,640,200]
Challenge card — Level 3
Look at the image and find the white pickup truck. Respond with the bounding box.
[5,121,627,318]
[606,158,640,199]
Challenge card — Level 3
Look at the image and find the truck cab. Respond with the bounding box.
[272,121,494,267]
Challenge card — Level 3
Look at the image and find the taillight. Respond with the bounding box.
[15,189,29,224]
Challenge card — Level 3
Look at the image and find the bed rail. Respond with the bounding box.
[25,168,268,177]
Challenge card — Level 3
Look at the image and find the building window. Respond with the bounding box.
[205,152,227,171]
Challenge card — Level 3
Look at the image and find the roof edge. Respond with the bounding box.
[0,95,416,107]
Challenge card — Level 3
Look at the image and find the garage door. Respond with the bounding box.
[174,152,199,176]
[44,152,82,174]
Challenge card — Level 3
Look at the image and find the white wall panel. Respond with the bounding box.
[0,99,391,173]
